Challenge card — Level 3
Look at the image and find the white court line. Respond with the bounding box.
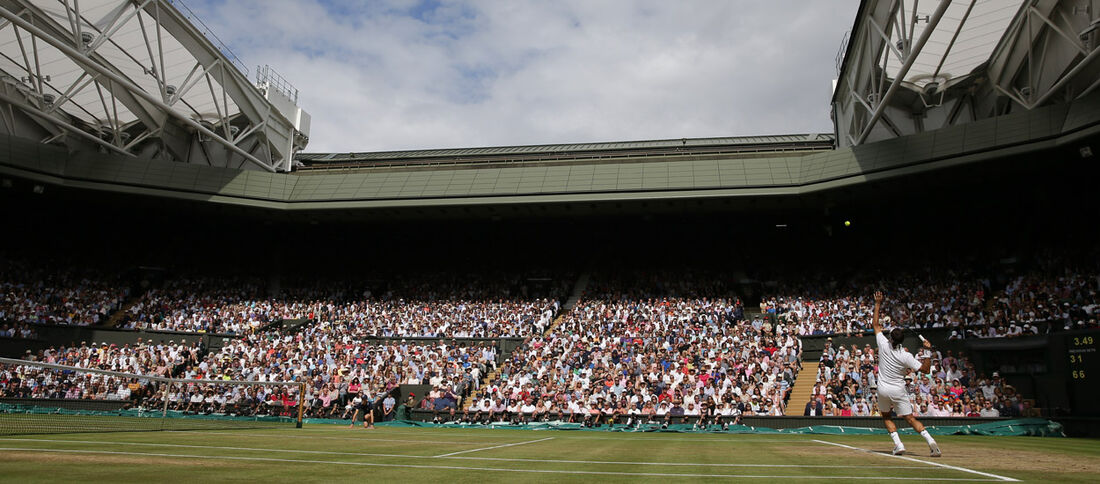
[169,430,507,446]
[812,440,1020,482]
[547,436,821,443]
[0,447,1002,480]
[293,427,821,443]
[434,436,555,457]
[0,438,932,469]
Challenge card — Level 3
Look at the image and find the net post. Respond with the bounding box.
[162,378,172,418]
[161,377,172,431]
[296,382,305,428]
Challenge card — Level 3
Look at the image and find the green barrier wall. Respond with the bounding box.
[0,401,1063,437]
[347,418,1060,437]
[302,418,1063,437]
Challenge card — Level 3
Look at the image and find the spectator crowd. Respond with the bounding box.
[118,275,561,338]
[2,264,1083,427]
[451,275,801,427]
[2,339,203,402]
[0,258,128,327]
[805,339,1037,419]
[763,267,1098,338]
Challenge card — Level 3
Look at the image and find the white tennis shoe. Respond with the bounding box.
[891,445,906,456]
[929,442,942,457]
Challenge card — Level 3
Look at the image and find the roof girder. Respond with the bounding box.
[0,0,306,172]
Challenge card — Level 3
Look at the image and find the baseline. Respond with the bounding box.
[812,440,1020,482]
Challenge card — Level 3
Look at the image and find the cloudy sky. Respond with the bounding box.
[182,0,861,153]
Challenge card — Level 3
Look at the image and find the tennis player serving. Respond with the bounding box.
[872,290,941,457]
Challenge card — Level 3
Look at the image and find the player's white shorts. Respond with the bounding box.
[877,383,912,416]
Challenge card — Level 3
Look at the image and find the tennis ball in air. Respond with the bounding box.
[844,221,851,227]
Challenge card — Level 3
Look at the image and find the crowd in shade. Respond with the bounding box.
[118,278,332,334]
[454,274,801,428]
[118,275,562,338]
[761,265,1099,337]
[0,322,37,339]
[990,271,1100,332]
[0,258,128,327]
[806,340,1037,418]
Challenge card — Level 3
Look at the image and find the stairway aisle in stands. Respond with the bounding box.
[463,272,589,411]
[784,340,820,416]
[544,272,589,334]
[101,293,145,328]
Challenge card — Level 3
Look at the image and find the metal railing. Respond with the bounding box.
[256,64,299,104]
[165,0,250,78]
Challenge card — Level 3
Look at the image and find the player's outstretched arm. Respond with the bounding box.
[872,291,884,334]
[917,338,933,373]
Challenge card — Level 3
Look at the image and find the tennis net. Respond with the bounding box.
[0,356,304,435]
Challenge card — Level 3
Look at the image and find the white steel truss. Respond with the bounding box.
[0,0,308,171]
[833,0,1100,148]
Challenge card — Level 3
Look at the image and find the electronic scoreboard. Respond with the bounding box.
[1067,333,1099,414]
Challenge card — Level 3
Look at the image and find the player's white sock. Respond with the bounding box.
[889,431,903,448]
[920,430,936,446]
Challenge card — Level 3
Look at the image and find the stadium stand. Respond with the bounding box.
[808,342,1039,419]
[453,274,801,428]
[2,339,201,404]
[117,274,563,337]
[2,258,1093,423]
[762,262,1099,338]
[0,256,129,327]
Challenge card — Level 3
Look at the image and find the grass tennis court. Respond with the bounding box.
[1,425,1099,482]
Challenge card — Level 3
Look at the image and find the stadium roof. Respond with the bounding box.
[295,133,835,170]
[833,0,1100,148]
[0,0,243,127]
[0,0,308,172]
[873,0,1022,91]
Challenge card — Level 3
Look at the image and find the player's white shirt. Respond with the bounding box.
[875,332,921,387]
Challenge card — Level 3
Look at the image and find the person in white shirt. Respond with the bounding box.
[872,291,941,458]
[979,401,1000,417]
[520,401,537,423]
[188,391,204,412]
[852,397,871,417]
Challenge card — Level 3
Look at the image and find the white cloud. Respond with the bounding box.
[183,0,860,153]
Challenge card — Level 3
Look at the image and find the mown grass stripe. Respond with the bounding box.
[0,447,1003,481]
